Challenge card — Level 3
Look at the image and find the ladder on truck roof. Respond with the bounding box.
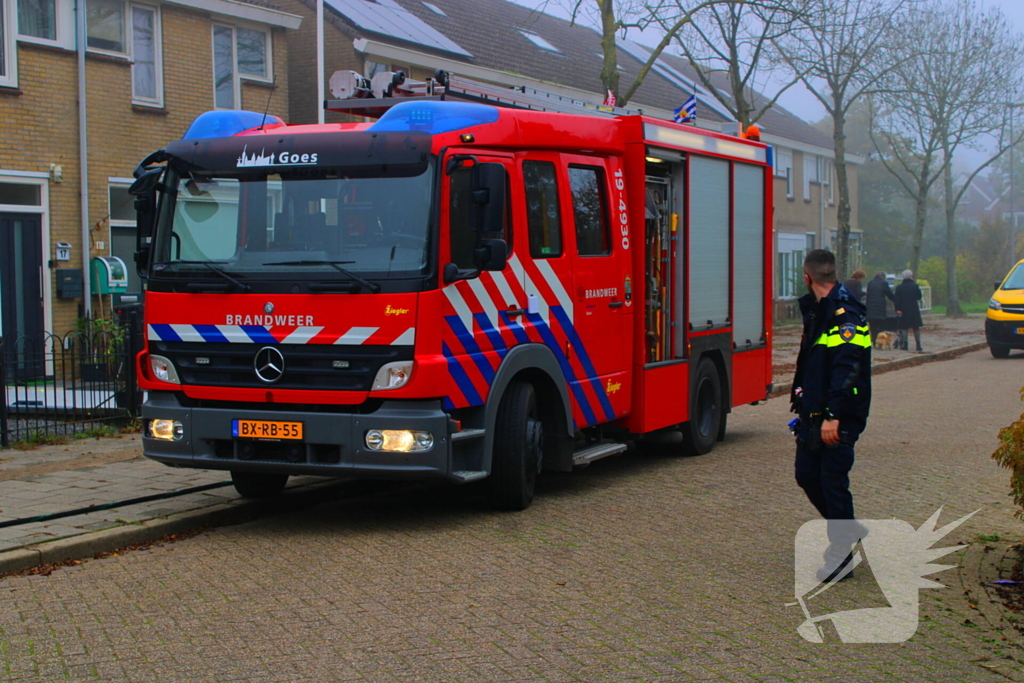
[324,68,645,119]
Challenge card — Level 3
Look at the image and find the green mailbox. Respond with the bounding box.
[91,256,129,295]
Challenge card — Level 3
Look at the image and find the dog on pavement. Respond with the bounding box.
[875,330,897,350]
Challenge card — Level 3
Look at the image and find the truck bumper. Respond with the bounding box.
[141,392,454,480]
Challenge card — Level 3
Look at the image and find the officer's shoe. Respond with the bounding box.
[816,543,855,583]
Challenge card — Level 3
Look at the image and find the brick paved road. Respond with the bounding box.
[1,349,1023,682]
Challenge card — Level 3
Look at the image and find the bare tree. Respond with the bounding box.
[867,91,944,277]
[668,2,808,129]
[562,0,787,106]
[870,0,1024,313]
[875,0,1024,315]
[774,0,911,279]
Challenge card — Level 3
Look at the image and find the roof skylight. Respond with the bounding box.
[422,2,446,15]
[518,29,561,53]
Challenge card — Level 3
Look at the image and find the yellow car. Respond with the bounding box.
[987,258,1024,358]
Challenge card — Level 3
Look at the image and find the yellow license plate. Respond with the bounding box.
[1017,327,1024,335]
[232,419,303,440]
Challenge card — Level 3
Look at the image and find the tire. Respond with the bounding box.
[231,471,289,498]
[683,358,723,456]
[487,380,543,511]
[990,343,1011,359]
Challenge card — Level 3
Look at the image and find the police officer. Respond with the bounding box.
[791,250,871,581]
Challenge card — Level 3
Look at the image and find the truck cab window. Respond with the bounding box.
[523,160,562,258]
[568,165,610,256]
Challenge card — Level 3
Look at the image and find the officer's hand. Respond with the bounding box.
[821,419,840,446]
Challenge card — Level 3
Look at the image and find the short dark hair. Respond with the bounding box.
[803,249,836,284]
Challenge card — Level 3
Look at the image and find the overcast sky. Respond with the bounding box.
[509,0,1024,127]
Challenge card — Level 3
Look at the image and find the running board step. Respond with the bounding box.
[572,442,628,466]
[451,428,486,443]
[450,470,488,483]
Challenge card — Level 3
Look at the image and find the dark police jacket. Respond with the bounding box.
[791,283,872,436]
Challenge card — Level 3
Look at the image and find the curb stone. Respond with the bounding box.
[772,340,988,398]
[0,477,409,576]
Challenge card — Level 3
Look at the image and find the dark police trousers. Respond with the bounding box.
[795,421,856,544]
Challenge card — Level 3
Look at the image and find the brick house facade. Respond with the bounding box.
[0,0,300,338]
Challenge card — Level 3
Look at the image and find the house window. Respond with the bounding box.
[131,5,160,105]
[0,0,16,87]
[803,154,817,201]
[776,148,793,199]
[213,23,271,109]
[87,0,124,52]
[18,0,54,40]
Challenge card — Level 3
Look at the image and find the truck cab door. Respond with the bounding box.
[562,154,633,424]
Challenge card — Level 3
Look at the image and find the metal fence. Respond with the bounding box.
[0,306,143,448]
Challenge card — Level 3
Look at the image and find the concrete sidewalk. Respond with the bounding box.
[0,326,993,578]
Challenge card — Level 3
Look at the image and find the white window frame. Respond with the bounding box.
[1,0,18,87]
[775,148,794,199]
[107,179,135,229]
[130,3,161,107]
[212,22,273,110]
[16,0,73,49]
[803,154,816,202]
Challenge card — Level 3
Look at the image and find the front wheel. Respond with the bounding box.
[487,381,543,511]
[990,342,1011,358]
[683,359,723,456]
[231,471,289,498]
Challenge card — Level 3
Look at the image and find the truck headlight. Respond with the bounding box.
[149,355,181,384]
[149,419,184,441]
[989,298,1003,311]
[364,429,433,452]
[371,361,413,390]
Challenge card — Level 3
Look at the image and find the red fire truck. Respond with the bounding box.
[130,70,772,510]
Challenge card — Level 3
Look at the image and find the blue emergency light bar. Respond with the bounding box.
[368,100,498,135]
[183,110,285,140]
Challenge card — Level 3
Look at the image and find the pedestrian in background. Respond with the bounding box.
[865,271,895,346]
[842,269,866,303]
[894,269,924,353]
[791,249,872,581]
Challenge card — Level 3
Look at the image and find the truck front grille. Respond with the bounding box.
[151,341,412,392]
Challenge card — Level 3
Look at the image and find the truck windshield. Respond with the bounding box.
[152,162,434,279]
[1004,263,1024,290]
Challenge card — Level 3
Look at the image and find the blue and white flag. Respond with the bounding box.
[674,94,697,124]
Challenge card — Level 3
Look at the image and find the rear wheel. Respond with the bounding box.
[231,471,289,498]
[487,381,543,511]
[990,342,1011,358]
[683,359,723,456]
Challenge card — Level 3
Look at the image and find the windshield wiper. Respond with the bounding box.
[262,260,381,293]
[163,260,250,291]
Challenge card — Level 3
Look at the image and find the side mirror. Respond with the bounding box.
[995,281,1002,291]
[473,238,508,271]
[471,163,507,232]
[133,192,155,279]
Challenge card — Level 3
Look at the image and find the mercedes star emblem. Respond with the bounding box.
[264,302,275,314]
[254,346,285,383]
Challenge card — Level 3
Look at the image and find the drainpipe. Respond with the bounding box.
[317,0,324,125]
[77,0,92,318]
